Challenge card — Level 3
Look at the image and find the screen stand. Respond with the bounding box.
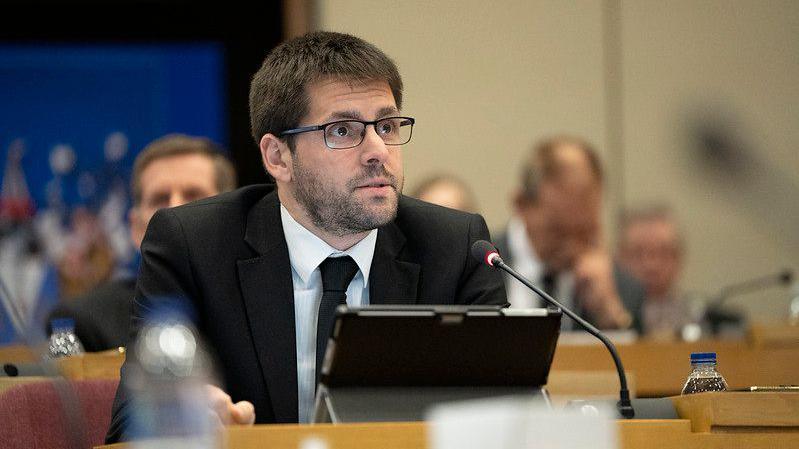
[313,385,551,423]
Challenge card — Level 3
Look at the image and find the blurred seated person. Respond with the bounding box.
[56,207,116,300]
[411,173,478,213]
[47,134,236,351]
[618,205,690,338]
[495,135,645,331]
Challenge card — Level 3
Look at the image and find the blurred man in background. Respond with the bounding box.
[495,135,645,331]
[618,205,689,338]
[47,134,236,351]
[411,173,478,213]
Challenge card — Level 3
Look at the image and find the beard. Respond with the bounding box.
[292,158,402,237]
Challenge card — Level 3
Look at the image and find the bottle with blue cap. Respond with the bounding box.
[681,352,728,394]
[48,318,85,358]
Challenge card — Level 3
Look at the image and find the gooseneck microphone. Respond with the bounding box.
[712,269,793,307]
[471,240,635,419]
[704,269,793,335]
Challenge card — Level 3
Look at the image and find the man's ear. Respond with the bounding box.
[260,134,293,183]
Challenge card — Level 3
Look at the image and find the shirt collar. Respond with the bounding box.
[280,204,378,287]
[507,215,544,280]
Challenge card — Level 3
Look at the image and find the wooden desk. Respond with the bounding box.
[55,349,125,380]
[95,393,799,449]
[0,349,124,393]
[0,347,124,379]
[95,419,799,449]
[0,344,35,364]
[551,339,799,397]
[748,323,799,347]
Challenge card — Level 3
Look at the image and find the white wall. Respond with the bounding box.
[619,1,799,320]
[315,0,799,321]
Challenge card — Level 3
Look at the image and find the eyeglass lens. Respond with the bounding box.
[324,117,413,149]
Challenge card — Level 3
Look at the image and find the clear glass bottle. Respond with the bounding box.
[48,318,85,358]
[681,352,728,395]
[127,308,218,449]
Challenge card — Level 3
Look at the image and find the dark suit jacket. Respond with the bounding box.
[493,231,645,333]
[107,185,506,442]
[47,278,136,352]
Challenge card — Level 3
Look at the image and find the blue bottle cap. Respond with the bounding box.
[51,318,76,332]
[690,352,717,363]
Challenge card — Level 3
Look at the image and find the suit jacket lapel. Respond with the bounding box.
[237,191,298,423]
[369,222,420,304]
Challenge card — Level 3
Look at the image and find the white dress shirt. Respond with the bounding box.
[279,204,377,423]
[505,216,575,325]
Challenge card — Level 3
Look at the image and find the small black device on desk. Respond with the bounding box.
[313,305,562,423]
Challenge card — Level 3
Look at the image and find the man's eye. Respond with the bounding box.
[146,194,169,208]
[332,125,351,136]
[378,122,395,134]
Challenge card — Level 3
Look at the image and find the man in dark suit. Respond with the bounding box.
[47,134,236,351]
[494,135,644,332]
[107,31,506,442]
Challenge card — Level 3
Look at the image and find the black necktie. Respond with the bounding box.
[316,255,359,386]
[541,270,557,298]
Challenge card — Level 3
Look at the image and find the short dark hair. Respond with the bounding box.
[519,135,604,201]
[249,31,403,148]
[132,134,237,205]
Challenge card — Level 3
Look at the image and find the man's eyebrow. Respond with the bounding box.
[376,106,399,118]
[327,110,364,121]
[325,106,399,122]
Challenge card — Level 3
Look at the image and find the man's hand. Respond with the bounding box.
[573,248,632,329]
[205,384,256,428]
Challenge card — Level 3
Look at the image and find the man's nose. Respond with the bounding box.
[168,193,185,208]
[359,125,390,165]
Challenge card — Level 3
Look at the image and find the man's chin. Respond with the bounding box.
[360,199,399,227]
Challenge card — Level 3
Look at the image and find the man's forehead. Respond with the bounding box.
[542,180,600,208]
[304,77,396,119]
[142,153,215,176]
[139,154,217,196]
[627,219,678,241]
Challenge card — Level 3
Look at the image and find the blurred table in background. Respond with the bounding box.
[3,325,798,398]
[55,348,125,380]
[552,324,799,397]
[0,344,35,364]
[0,347,124,393]
[748,323,799,347]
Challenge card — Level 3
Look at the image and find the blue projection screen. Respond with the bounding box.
[0,44,226,342]
[0,43,227,208]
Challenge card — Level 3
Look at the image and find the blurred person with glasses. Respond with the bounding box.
[106,31,505,443]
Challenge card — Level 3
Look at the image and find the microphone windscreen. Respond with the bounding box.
[470,240,498,266]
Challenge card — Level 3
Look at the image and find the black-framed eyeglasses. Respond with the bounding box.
[279,116,415,150]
